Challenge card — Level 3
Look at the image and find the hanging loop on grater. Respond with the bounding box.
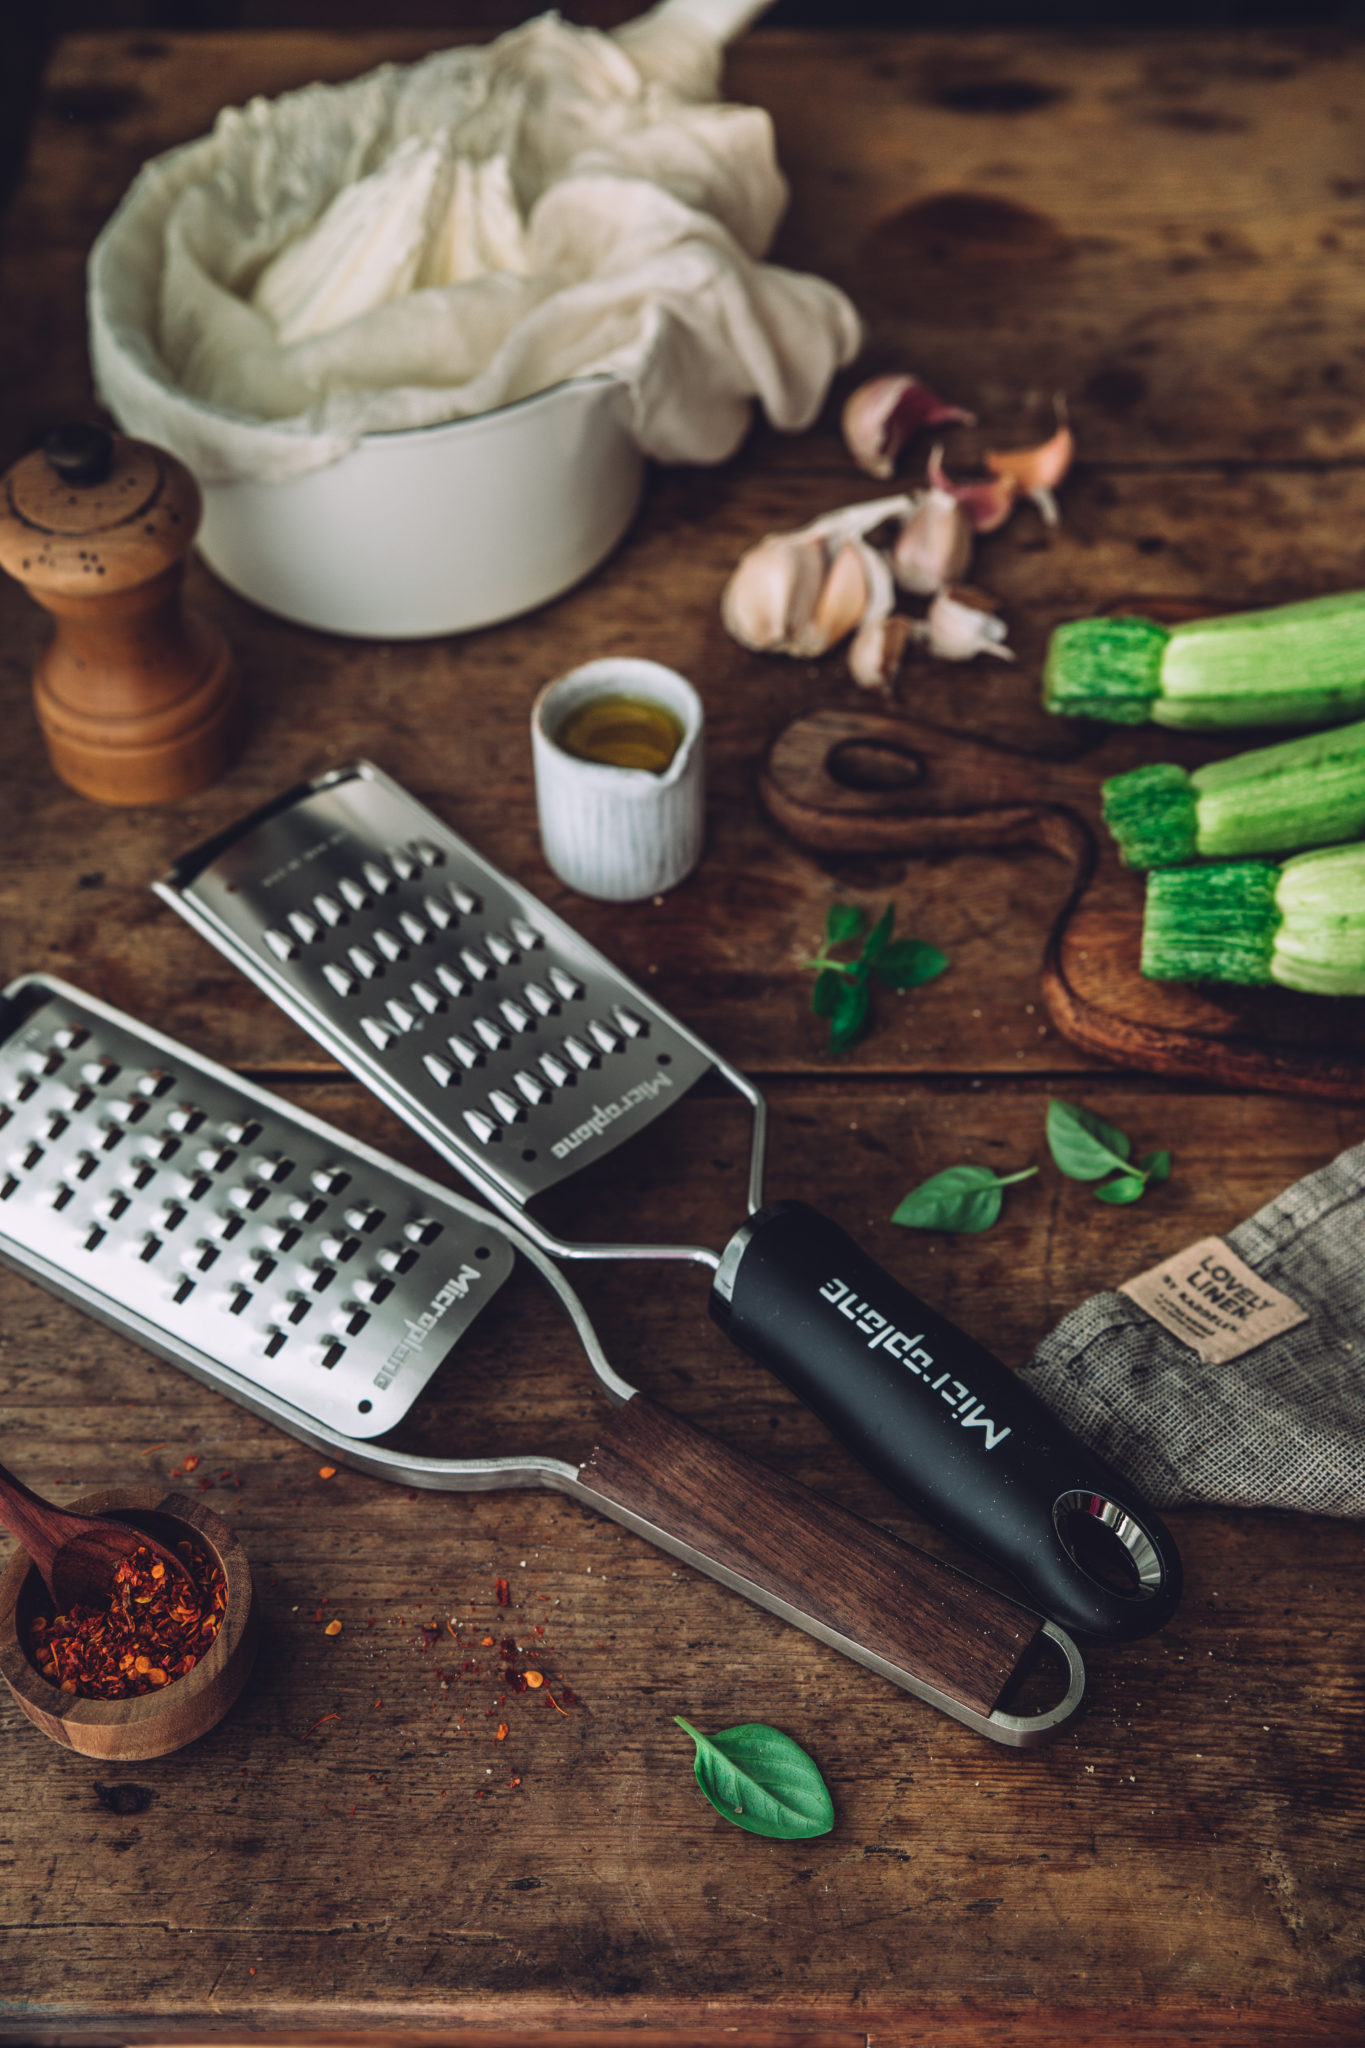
[155,765,1180,1644]
[0,975,1083,1748]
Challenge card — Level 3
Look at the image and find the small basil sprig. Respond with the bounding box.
[1046,1098,1171,1205]
[891,1162,1038,1234]
[674,1717,834,1840]
[805,903,948,1054]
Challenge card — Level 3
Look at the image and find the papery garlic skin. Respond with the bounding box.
[842,375,975,478]
[892,488,973,596]
[720,496,915,657]
[927,444,1017,535]
[849,611,912,690]
[986,410,1074,527]
[721,532,827,653]
[920,589,1016,663]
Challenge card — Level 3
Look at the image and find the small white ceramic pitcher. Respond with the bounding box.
[531,657,705,902]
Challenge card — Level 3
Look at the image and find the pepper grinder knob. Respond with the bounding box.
[0,422,242,806]
[43,422,115,488]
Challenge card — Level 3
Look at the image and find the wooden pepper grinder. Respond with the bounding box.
[0,422,241,805]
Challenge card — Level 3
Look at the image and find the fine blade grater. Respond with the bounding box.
[0,975,1085,1747]
[157,763,1184,1645]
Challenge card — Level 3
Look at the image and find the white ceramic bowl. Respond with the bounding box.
[194,374,644,639]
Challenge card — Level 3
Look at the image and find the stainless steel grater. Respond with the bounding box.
[0,975,1084,1747]
[155,762,738,1254]
[0,976,514,1443]
[157,765,1184,1647]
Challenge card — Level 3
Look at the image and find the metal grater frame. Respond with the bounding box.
[0,978,1088,1747]
[0,975,537,1447]
[155,762,767,1266]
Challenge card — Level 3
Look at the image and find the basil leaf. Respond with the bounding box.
[1046,1098,1133,1181]
[1138,1149,1172,1184]
[825,903,866,946]
[861,902,896,967]
[891,1163,1037,1234]
[874,939,950,991]
[674,1717,834,1840]
[828,976,870,1052]
[1095,1172,1147,1205]
[810,967,847,1019]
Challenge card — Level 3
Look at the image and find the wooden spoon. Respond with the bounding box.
[0,1458,193,1611]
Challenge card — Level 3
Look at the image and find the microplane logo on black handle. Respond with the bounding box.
[817,1276,1012,1451]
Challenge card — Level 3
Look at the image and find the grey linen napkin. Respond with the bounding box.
[1018,1141,1365,1517]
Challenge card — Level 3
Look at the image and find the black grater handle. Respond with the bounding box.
[709,1201,1182,1642]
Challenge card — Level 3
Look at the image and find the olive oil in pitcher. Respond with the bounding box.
[554,694,684,774]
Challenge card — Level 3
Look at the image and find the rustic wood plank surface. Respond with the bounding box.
[0,24,1363,2048]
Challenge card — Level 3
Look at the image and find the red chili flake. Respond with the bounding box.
[182,1454,201,1473]
[534,1625,545,1638]
[509,1776,521,1787]
[495,1578,510,1608]
[419,1625,439,1649]
[305,1712,340,1736]
[495,1723,509,1740]
[25,1541,224,1700]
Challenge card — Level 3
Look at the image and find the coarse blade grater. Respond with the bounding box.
[157,762,1182,1644]
[0,974,1084,1747]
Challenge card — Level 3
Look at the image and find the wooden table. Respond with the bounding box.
[2,26,1363,2047]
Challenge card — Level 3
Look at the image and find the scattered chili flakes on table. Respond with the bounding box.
[27,1540,225,1700]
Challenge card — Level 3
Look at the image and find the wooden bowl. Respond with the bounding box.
[0,1486,257,1760]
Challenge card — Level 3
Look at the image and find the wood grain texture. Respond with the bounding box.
[578,1394,1043,1719]
[2,24,1365,2044]
[0,1080,1362,2034]
[5,35,1365,1081]
[760,704,1365,1096]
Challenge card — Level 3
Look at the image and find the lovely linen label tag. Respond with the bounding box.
[1120,1235,1309,1364]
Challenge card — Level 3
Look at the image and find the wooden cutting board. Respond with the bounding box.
[759,703,1365,1100]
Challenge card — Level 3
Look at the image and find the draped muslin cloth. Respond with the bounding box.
[89,2,862,484]
[1020,1142,1365,1517]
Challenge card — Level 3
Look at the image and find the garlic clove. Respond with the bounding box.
[842,374,975,479]
[849,611,913,691]
[721,532,828,653]
[985,405,1074,527]
[891,487,973,596]
[927,444,1017,535]
[920,587,1016,663]
[792,539,869,655]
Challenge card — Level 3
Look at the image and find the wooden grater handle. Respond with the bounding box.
[573,1395,1082,1745]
